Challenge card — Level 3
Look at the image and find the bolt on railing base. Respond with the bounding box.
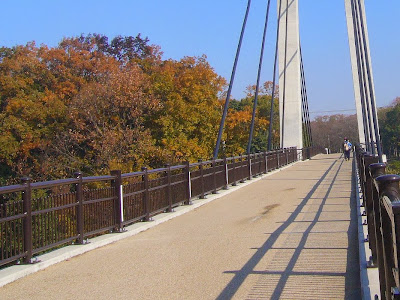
[19,257,41,265]
[367,256,377,268]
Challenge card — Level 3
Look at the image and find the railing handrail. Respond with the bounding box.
[355,144,400,300]
[0,146,323,269]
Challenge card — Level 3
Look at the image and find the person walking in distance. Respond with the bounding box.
[343,138,352,161]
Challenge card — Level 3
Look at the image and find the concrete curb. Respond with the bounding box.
[353,158,380,299]
[0,161,302,288]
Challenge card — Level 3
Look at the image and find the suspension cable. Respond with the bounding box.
[280,0,289,148]
[300,45,312,147]
[356,0,383,162]
[246,0,272,154]
[213,0,252,159]
[267,0,283,151]
[350,0,372,153]
[353,0,375,154]
[300,55,308,146]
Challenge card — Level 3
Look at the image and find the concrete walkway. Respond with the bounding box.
[0,154,361,299]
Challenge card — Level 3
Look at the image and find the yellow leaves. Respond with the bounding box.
[149,55,224,161]
[226,109,252,129]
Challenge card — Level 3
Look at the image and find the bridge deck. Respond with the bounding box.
[0,153,361,299]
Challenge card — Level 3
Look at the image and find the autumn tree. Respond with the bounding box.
[223,81,279,155]
[0,34,229,183]
[49,65,160,176]
[0,43,69,183]
[149,55,226,162]
[0,34,163,182]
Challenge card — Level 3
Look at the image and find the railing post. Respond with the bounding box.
[285,148,289,165]
[293,147,296,162]
[362,154,379,264]
[276,150,280,168]
[369,163,387,298]
[198,159,205,199]
[307,147,311,160]
[293,148,296,162]
[232,156,237,186]
[185,161,192,205]
[142,167,150,221]
[165,164,172,212]
[21,177,33,263]
[292,148,294,163]
[360,152,367,207]
[375,174,400,300]
[240,154,245,183]
[248,153,252,180]
[264,151,268,173]
[223,157,229,189]
[74,172,84,244]
[111,170,123,232]
[212,159,217,194]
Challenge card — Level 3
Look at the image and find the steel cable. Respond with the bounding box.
[246,0,272,154]
[213,0,252,159]
[350,0,372,153]
[355,0,383,162]
[267,0,283,151]
[280,0,289,148]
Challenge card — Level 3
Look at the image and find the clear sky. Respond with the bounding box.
[1,0,399,118]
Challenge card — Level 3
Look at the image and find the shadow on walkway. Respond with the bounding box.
[217,157,361,299]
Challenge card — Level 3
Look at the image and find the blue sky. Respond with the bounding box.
[1,0,399,118]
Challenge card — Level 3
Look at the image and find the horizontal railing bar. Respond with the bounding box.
[83,225,116,239]
[148,184,168,192]
[170,179,187,186]
[0,184,25,194]
[31,178,79,189]
[32,236,79,256]
[31,202,78,216]
[122,215,147,226]
[83,196,116,206]
[123,190,144,198]
[0,213,26,223]
[0,253,26,268]
[121,171,144,179]
[150,206,169,217]
[82,175,115,183]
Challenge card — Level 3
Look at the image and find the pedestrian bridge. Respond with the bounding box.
[0,153,367,299]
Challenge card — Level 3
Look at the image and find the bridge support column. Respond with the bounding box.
[345,0,365,146]
[278,0,303,150]
[344,0,379,150]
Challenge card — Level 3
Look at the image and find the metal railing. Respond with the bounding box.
[0,147,322,268]
[355,145,400,300]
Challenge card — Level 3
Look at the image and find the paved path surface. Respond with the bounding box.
[0,154,360,299]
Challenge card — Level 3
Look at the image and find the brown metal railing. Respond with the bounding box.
[355,145,400,300]
[0,147,322,268]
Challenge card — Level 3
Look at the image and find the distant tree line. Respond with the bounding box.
[310,114,358,153]
[0,34,280,184]
[378,97,400,158]
[310,98,400,162]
